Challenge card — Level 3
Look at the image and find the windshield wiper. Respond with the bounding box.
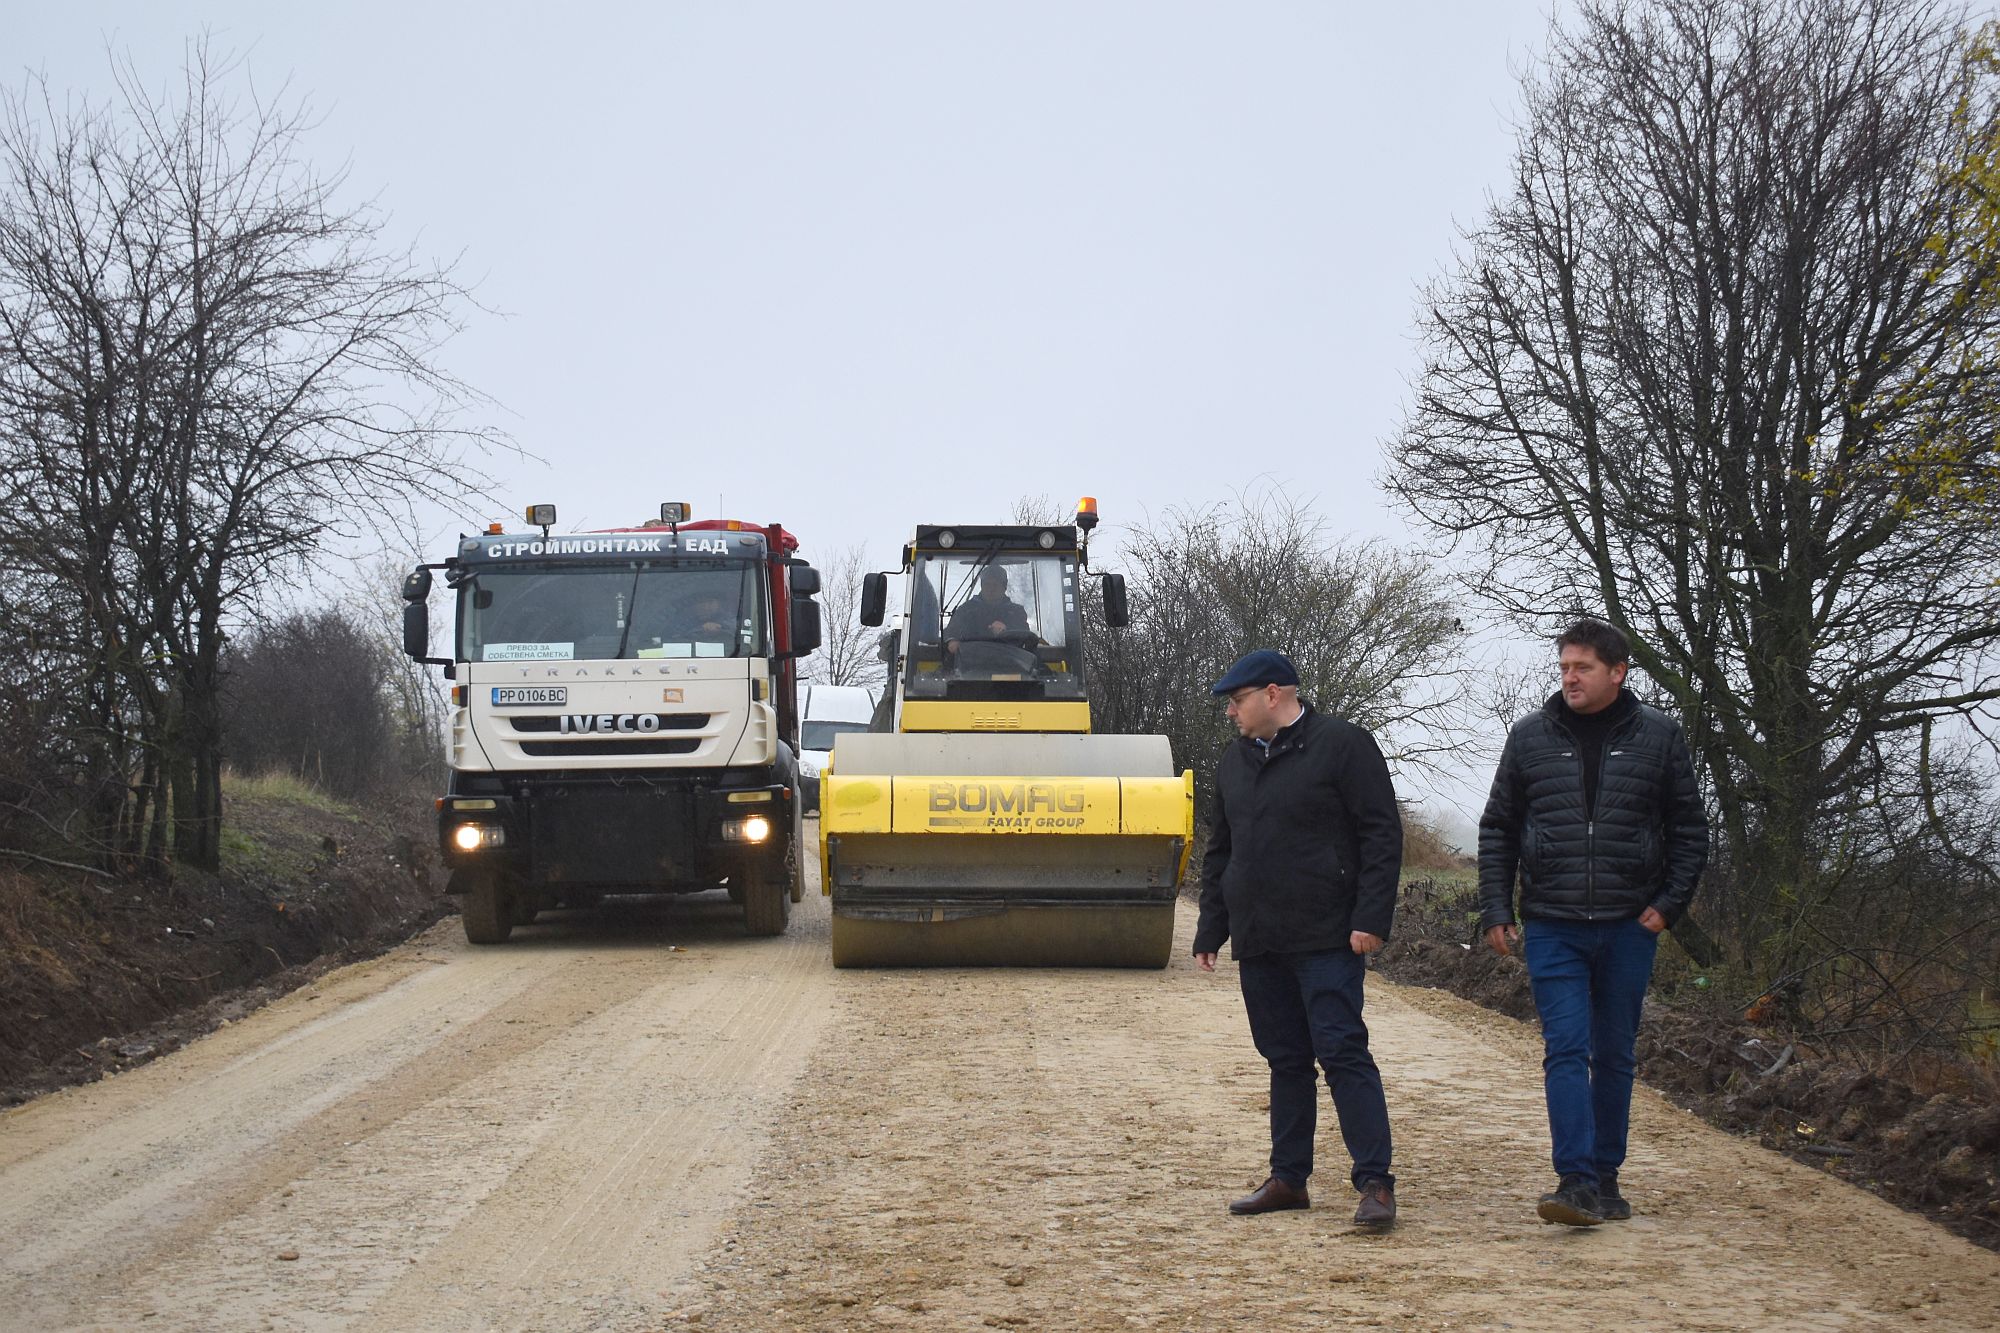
[940,540,1005,621]
[610,565,642,660]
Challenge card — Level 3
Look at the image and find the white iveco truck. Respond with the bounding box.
[401,504,822,943]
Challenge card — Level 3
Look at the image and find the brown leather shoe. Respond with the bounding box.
[1352,1179,1396,1229]
[1228,1176,1310,1215]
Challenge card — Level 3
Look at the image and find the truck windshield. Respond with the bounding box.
[458,561,764,662]
[902,551,1085,700]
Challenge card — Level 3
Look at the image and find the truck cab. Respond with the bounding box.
[403,505,822,943]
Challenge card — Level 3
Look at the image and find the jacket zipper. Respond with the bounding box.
[1583,709,1638,920]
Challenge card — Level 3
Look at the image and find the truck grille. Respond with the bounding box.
[507,713,710,732]
[519,738,702,757]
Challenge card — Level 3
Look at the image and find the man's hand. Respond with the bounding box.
[988,619,1008,635]
[1349,931,1384,955]
[1639,907,1667,933]
[1194,952,1217,972]
[1485,923,1520,956]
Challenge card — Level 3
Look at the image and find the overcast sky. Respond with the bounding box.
[15,2,1563,825]
[14,1,1556,565]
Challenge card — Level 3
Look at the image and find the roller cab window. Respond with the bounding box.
[902,552,1085,701]
[459,561,765,662]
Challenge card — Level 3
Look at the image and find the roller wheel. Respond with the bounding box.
[457,866,513,945]
[741,860,789,936]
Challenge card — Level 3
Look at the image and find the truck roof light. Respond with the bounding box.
[937,529,957,549]
[661,502,690,523]
[524,503,556,527]
[1037,530,1056,549]
[486,522,505,535]
[1076,497,1099,532]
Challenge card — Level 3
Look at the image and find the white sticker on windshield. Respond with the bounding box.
[484,642,575,661]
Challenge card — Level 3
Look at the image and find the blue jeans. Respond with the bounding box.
[1237,948,1394,1190]
[1522,917,1660,1185]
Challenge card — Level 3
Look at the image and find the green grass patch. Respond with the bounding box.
[221,768,363,819]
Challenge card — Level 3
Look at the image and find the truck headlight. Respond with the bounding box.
[453,824,505,850]
[722,815,772,843]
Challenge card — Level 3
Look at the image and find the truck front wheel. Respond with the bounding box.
[457,865,514,945]
[740,859,789,936]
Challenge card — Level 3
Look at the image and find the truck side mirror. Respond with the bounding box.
[860,572,888,626]
[1102,573,1130,628]
[790,564,821,597]
[402,566,432,601]
[790,597,823,655]
[402,600,431,658]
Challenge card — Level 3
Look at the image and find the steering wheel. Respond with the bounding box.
[951,637,1041,675]
[967,631,1041,650]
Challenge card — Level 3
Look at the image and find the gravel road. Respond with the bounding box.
[2,831,1996,1331]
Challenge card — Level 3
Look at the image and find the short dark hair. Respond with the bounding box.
[1556,617,1630,667]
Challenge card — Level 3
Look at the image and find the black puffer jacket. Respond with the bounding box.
[1193,702,1403,960]
[1478,690,1707,929]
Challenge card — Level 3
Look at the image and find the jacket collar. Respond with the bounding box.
[1246,699,1315,757]
[1541,687,1638,730]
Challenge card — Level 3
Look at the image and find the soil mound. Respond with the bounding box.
[1375,873,2000,1251]
[0,779,445,1105]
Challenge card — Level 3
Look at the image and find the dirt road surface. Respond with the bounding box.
[3,833,1997,1331]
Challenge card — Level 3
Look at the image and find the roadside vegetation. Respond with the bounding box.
[0,0,1993,1250]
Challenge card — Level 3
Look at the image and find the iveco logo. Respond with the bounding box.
[560,714,667,734]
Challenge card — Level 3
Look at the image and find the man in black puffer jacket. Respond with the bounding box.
[1193,649,1404,1230]
[1479,619,1707,1227]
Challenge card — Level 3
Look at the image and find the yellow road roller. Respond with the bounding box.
[820,500,1194,967]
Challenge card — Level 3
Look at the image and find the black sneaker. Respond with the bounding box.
[1536,1174,1605,1226]
[1597,1174,1631,1221]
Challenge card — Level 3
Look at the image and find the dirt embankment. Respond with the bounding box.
[1377,874,2000,1254]
[0,779,446,1106]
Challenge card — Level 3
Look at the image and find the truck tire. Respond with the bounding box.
[788,801,807,904]
[741,860,789,936]
[459,866,514,945]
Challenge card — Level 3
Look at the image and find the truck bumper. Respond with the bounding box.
[437,772,791,891]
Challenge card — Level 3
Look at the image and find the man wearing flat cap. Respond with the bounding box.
[1194,649,1404,1229]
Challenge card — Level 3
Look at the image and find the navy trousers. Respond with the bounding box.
[1237,947,1395,1190]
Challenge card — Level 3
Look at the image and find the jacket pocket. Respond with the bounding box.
[1638,825,1661,879]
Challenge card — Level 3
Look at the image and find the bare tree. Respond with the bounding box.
[0,40,500,870]
[801,543,887,690]
[1386,0,2000,963]
[1089,487,1473,812]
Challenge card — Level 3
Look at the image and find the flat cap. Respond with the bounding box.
[1210,648,1299,695]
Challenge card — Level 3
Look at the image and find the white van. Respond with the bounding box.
[798,683,879,815]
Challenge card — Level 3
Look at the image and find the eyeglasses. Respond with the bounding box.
[1223,685,1265,710]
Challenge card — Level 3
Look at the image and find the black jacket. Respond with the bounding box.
[1478,690,1707,929]
[943,594,1029,643]
[1193,702,1403,960]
